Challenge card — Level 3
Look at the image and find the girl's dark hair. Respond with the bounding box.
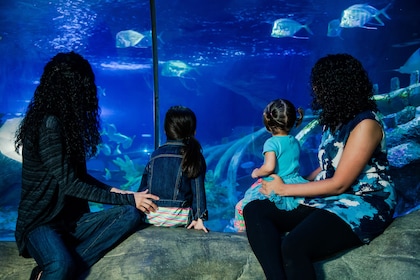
[263,99,304,134]
[310,53,377,130]
[15,51,101,162]
[164,105,205,178]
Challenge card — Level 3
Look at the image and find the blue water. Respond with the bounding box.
[1,0,419,239]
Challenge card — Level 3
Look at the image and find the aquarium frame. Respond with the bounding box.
[150,0,160,149]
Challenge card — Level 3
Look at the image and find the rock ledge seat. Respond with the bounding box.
[1,209,419,280]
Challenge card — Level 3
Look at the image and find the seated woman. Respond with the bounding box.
[243,53,396,280]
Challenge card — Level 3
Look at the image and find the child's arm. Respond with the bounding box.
[305,167,321,181]
[187,218,208,233]
[189,157,209,233]
[251,151,276,178]
[136,162,150,192]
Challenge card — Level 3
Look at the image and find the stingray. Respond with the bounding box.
[161,60,195,78]
[394,48,420,74]
[161,60,200,91]
[213,74,285,110]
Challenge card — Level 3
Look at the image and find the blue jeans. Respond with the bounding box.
[26,205,144,279]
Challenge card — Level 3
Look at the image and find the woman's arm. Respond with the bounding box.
[251,151,276,178]
[84,173,112,191]
[39,117,156,208]
[261,119,383,197]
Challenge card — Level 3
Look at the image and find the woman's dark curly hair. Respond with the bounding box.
[310,53,377,130]
[15,51,101,162]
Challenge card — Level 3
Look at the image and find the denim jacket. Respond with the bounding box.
[138,140,208,222]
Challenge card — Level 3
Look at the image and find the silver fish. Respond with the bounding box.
[271,18,313,39]
[115,30,145,48]
[340,3,391,29]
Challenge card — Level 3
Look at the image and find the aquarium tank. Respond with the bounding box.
[0,0,419,241]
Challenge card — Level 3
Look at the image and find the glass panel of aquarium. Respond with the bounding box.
[1,0,419,240]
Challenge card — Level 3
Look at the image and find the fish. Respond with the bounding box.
[327,19,343,38]
[103,168,112,180]
[271,18,313,39]
[97,143,112,156]
[240,161,255,169]
[97,86,106,97]
[213,72,286,110]
[394,48,420,74]
[101,123,135,149]
[116,30,163,48]
[114,144,122,155]
[112,155,143,188]
[132,30,164,48]
[134,31,153,48]
[161,60,200,92]
[161,60,194,78]
[339,3,391,29]
[115,30,145,48]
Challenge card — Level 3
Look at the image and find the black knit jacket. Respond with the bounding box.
[15,115,136,257]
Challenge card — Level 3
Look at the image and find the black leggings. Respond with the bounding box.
[243,200,362,280]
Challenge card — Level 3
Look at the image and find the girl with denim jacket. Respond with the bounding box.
[138,106,208,232]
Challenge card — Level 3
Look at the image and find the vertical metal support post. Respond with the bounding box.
[150,0,160,149]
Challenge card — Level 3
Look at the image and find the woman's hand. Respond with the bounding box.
[260,174,285,196]
[133,190,159,214]
[187,218,209,233]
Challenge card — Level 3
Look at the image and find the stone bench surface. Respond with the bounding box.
[1,209,419,280]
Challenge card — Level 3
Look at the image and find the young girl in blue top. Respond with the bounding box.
[138,106,208,232]
[235,99,307,231]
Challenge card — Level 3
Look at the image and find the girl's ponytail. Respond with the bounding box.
[181,136,205,178]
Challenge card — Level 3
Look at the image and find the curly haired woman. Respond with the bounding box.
[243,54,396,279]
[14,52,159,280]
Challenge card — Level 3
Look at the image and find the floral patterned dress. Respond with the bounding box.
[302,111,396,243]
